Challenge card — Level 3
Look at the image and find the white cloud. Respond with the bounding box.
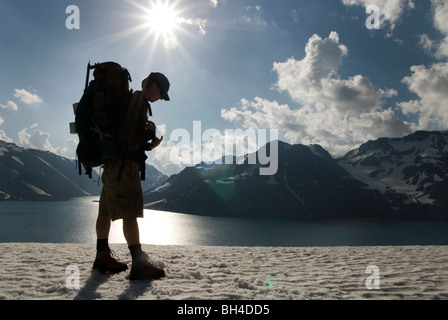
[221,32,412,157]
[13,89,43,105]
[16,123,78,159]
[177,17,208,35]
[392,1,448,131]
[0,101,18,111]
[0,129,13,143]
[341,0,414,30]
[273,32,397,116]
[240,5,267,31]
[147,139,186,175]
[57,138,78,160]
[18,124,54,151]
[209,0,218,8]
[221,97,306,144]
[399,62,448,129]
[431,0,448,58]
[407,1,448,59]
[0,115,13,143]
[418,34,436,55]
[222,97,410,157]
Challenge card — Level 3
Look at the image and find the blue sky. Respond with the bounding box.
[1,0,448,175]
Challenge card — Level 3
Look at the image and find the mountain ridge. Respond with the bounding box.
[144,140,395,219]
[144,130,448,220]
[0,140,168,201]
[3,130,447,220]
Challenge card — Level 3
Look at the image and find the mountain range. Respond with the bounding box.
[0,140,168,201]
[339,130,448,220]
[144,131,448,220]
[2,130,447,220]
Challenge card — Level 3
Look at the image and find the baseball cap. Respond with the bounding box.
[146,72,170,101]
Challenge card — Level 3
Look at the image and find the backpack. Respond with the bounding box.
[74,61,132,179]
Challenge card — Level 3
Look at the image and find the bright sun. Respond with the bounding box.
[122,0,188,53]
[146,2,179,36]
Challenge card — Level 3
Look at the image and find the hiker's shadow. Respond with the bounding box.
[74,270,111,300]
[118,279,153,300]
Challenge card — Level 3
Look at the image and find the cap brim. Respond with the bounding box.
[162,92,170,101]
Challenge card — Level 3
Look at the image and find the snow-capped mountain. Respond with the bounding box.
[0,140,168,201]
[0,140,101,201]
[141,163,169,193]
[3,130,447,220]
[338,131,448,219]
[144,140,394,219]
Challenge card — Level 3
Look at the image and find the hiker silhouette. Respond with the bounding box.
[76,64,171,280]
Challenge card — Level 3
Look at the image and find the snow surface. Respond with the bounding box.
[1,243,447,300]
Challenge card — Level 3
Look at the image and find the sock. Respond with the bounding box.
[129,244,143,260]
[96,238,109,253]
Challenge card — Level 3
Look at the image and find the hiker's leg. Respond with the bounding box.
[123,217,140,246]
[96,215,111,239]
[93,214,128,274]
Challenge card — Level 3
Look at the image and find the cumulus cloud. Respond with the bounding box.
[431,0,448,58]
[341,0,414,30]
[57,138,78,159]
[398,62,448,129]
[0,114,13,143]
[221,97,306,145]
[272,31,399,118]
[221,32,412,157]
[418,34,436,56]
[0,129,13,143]
[389,1,448,131]
[0,101,18,111]
[13,89,43,105]
[414,1,448,58]
[16,123,77,159]
[209,0,218,8]
[18,124,54,151]
[148,139,186,175]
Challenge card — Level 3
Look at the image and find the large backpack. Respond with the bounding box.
[74,61,132,179]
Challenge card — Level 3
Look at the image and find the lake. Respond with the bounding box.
[0,196,447,246]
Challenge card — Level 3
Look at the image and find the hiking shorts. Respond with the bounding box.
[99,158,144,221]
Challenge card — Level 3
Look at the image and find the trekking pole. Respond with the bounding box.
[85,61,91,90]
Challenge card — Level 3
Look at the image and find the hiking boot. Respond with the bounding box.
[129,252,165,280]
[92,248,128,274]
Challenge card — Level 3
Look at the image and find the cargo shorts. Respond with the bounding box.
[99,158,144,221]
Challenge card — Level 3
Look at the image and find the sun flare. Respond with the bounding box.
[146,2,179,36]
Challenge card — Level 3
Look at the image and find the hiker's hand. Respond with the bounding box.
[143,120,156,141]
[146,135,163,150]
